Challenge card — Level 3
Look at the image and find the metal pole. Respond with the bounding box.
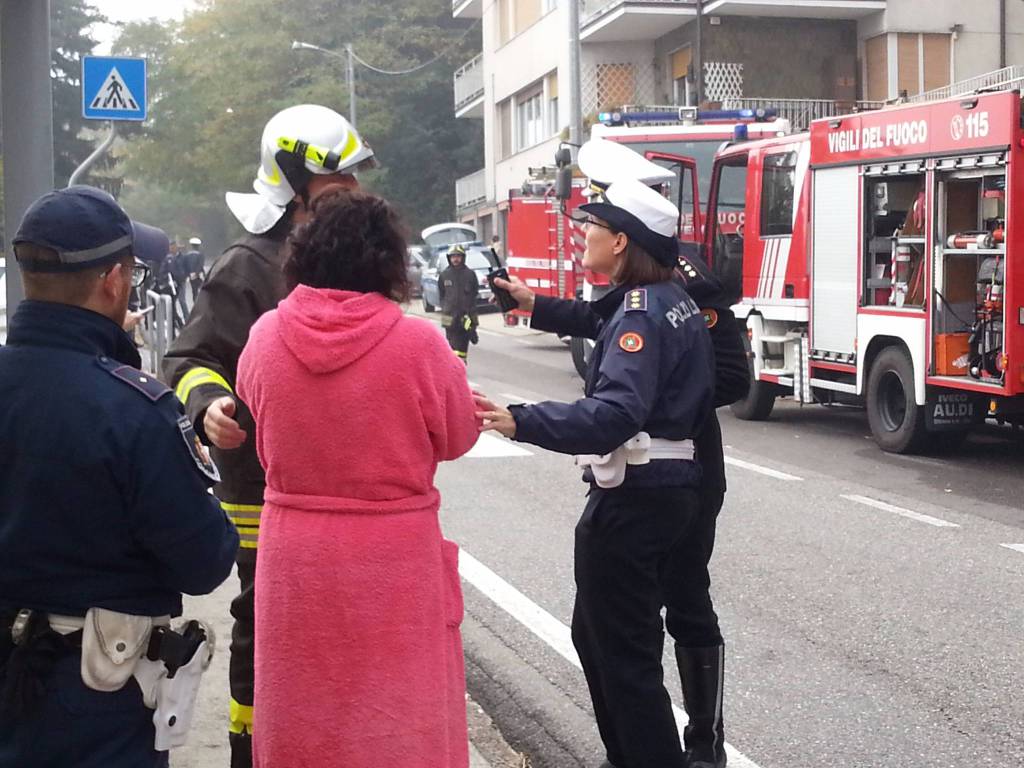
[695,1,704,106]
[568,0,583,153]
[346,43,357,127]
[69,123,118,187]
[1000,0,1007,70]
[2,0,55,316]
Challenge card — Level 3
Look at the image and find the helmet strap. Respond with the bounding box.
[275,149,313,204]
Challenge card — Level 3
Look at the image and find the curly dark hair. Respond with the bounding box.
[283,189,411,302]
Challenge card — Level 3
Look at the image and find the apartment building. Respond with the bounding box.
[452,0,1024,236]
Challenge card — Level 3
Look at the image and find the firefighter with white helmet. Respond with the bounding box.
[162,104,376,768]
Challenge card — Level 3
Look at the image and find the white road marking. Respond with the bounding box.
[458,549,763,768]
[1000,544,1024,556]
[467,380,480,389]
[499,392,538,405]
[465,433,533,458]
[477,329,504,338]
[725,456,804,481]
[841,494,960,528]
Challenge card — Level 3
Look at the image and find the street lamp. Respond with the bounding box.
[291,40,357,127]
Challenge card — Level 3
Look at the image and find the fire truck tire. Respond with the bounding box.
[730,332,776,420]
[570,337,593,379]
[866,346,928,454]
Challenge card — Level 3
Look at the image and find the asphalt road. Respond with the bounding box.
[426,308,1024,768]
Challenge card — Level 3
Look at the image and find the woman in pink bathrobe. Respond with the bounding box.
[236,190,479,768]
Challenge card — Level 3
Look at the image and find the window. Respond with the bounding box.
[542,0,558,12]
[710,159,749,304]
[546,71,559,136]
[760,152,797,237]
[670,47,692,106]
[497,99,513,159]
[516,90,544,151]
[864,32,950,100]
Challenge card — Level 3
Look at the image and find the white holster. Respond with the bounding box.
[75,608,214,751]
[575,432,696,489]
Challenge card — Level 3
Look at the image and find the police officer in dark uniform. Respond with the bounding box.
[477,179,715,768]
[576,138,749,768]
[0,186,240,767]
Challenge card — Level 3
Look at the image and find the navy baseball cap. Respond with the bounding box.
[13,185,169,273]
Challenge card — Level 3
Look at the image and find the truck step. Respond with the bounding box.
[760,335,798,344]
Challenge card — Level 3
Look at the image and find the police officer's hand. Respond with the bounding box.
[204,396,247,450]
[474,394,516,439]
[493,276,535,313]
[122,309,146,333]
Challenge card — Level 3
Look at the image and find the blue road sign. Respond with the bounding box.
[82,56,147,121]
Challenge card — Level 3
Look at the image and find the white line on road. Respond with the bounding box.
[465,433,533,458]
[1000,544,1024,556]
[724,456,804,481]
[458,549,762,768]
[499,392,538,405]
[841,494,961,528]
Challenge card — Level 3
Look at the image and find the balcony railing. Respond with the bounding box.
[582,0,692,23]
[454,54,484,114]
[722,97,884,130]
[906,65,1024,104]
[456,169,487,210]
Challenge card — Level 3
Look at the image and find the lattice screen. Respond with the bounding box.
[582,61,658,117]
[704,62,744,103]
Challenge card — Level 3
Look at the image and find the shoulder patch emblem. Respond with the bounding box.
[178,416,221,483]
[619,332,645,353]
[703,308,719,329]
[624,288,647,313]
[103,362,172,402]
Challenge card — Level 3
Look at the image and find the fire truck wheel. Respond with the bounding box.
[866,346,928,454]
[730,332,776,420]
[571,337,593,379]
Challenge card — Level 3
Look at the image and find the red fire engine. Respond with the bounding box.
[701,89,1023,452]
[506,108,791,375]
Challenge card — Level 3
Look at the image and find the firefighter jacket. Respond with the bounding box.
[528,252,747,494]
[162,230,290,552]
[439,263,479,325]
[0,301,238,618]
[513,280,715,490]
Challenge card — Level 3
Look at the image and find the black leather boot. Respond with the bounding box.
[676,644,727,768]
[229,732,253,768]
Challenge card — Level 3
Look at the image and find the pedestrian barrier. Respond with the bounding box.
[145,290,175,372]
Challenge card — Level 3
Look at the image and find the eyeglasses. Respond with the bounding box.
[100,261,150,289]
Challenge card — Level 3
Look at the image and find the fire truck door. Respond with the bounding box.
[644,152,701,240]
[811,165,860,357]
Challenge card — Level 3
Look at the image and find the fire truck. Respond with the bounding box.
[699,89,1023,452]
[506,107,792,375]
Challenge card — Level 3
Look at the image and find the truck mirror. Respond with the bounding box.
[555,166,572,200]
[554,146,572,168]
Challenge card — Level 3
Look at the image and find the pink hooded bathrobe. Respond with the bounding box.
[236,285,478,768]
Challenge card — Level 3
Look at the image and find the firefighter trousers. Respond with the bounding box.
[445,324,471,364]
[571,484,698,768]
[228,553,255,768]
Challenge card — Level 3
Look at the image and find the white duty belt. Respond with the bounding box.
[575,432,695,489]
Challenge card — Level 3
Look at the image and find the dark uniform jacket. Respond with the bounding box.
[0,302,238,617]
[529,254,748,494]
[439,263,479,323]
[162,230,289,552]
[513,279,715,489]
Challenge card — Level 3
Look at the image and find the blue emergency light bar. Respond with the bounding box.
[598,107,778,127]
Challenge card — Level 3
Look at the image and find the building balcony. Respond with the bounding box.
[580,0,696,43]
[456,168,488,211]
[452,0,483,19]
[722,96,884,130]
[454,54,484,118]
[702,0,885,20]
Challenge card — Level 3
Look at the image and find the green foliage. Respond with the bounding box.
[113,0,483,237]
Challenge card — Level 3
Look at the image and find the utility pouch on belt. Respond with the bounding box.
[81,607,157,692]
[576,432,696,489]
[133,620,215,751]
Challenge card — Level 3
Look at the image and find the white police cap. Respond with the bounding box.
[577,138,675,189]
[579,178,679,266]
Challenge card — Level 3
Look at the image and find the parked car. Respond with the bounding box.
[420,245,500,314]
[406,246,428,298]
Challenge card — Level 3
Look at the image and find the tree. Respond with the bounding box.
[112,0,483,236]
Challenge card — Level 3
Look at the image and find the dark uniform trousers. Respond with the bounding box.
[572,486,699,768]
[445,322,472,362]
[0,649,168,768]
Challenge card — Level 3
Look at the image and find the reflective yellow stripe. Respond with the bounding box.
[229,516,261,527]
[454,350,467,359]
[229,698,254,734]
[339,129,360,163]
[235,526,260,536]
[220,502,262,512]
[176,367,233,405]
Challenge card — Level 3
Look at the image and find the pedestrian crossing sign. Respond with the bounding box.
[82,56,147,121]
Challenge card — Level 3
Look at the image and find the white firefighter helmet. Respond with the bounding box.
[226,104,377,234]
[188,236,202,246]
